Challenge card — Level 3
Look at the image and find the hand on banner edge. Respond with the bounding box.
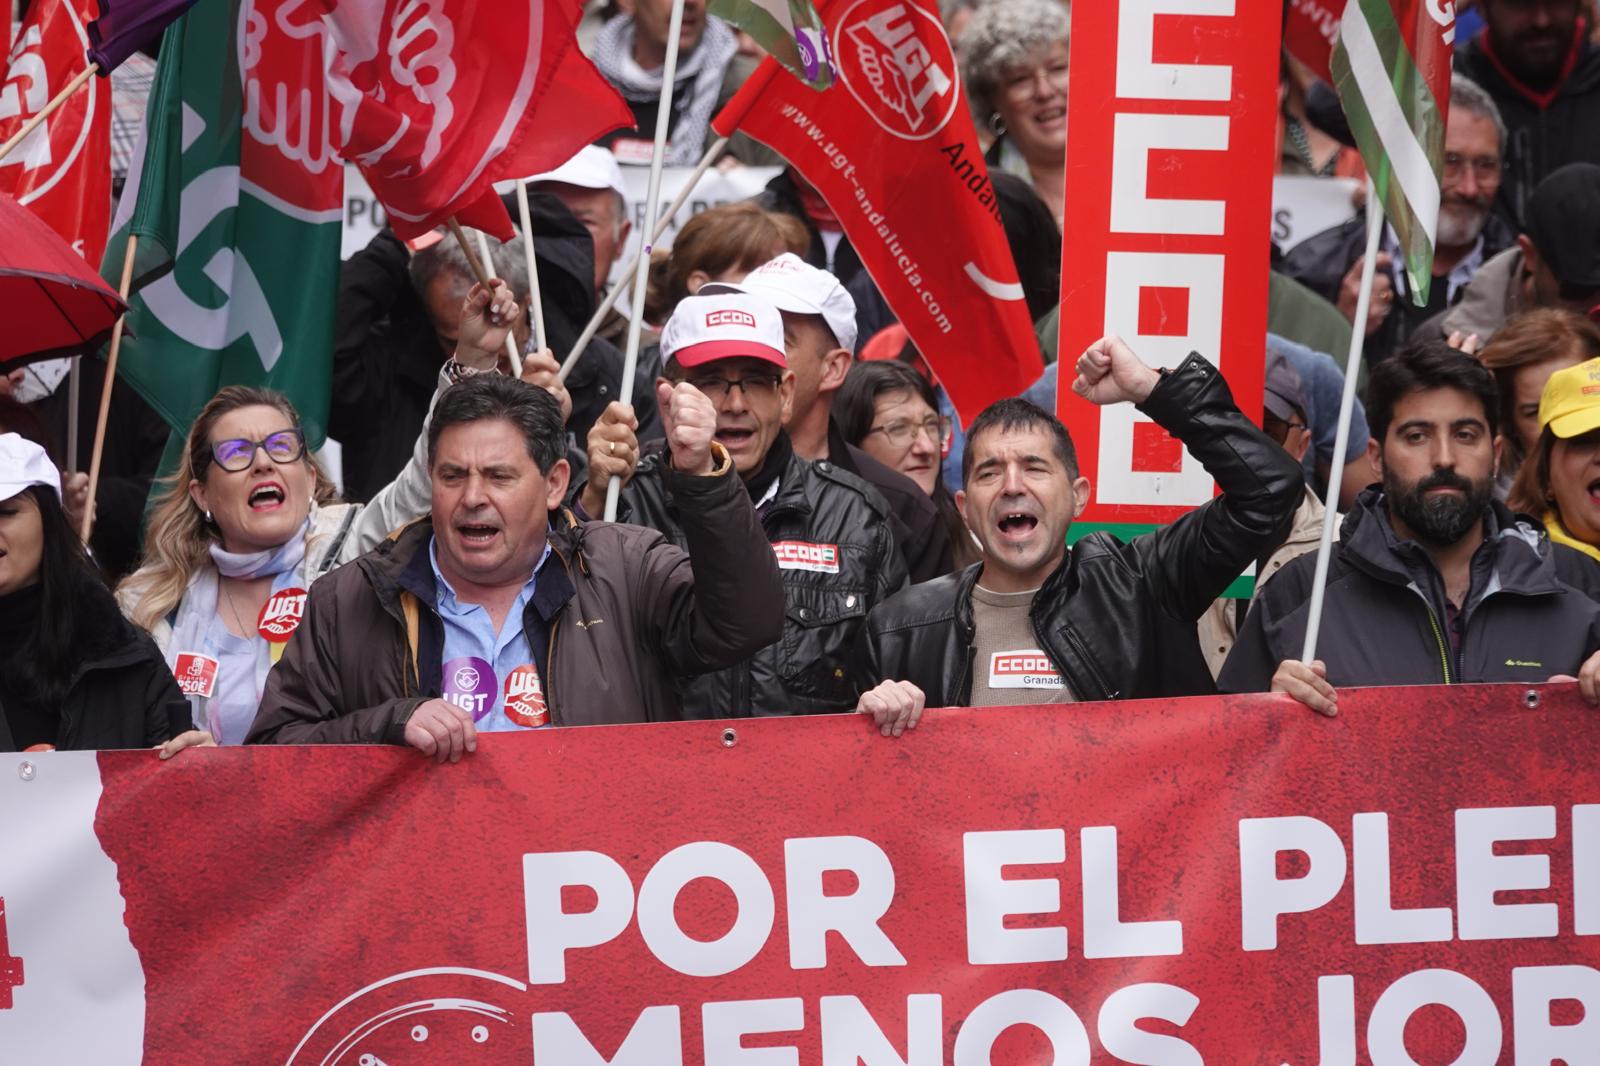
[857,680,927,738]
[404,699,478,763]
[1552,650,1600,705]
[156,730,217,760]
[1270,658,1338,717]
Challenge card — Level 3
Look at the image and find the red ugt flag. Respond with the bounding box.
[307,0,633,241]
[712,0,1042,425]
[0,0,111,266]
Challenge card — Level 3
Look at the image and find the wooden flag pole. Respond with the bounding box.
[82,234,138,542]
[514,180,547,352]
[605,0,689,522]
[448,218,523,378]
[0,64,98,164]
[558,135,729,383]
[1300,175,1384,664]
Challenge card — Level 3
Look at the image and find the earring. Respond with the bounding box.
[988,112,1006,137]
[204,510,212,524]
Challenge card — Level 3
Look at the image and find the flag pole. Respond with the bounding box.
[82,234,138,543]
[0,64,98,164]
[1300,175,1383,664]
[558,134,728,384]
[514,180,547,351]
[605,0,689,521]
[67,358,81,472]
[448,218,523,378]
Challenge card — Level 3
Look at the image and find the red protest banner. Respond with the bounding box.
[4,684,1598,1062]
[1057,0,1279,533]
[0,0,111,265]
[307,0,633,241]
[712,0,1043,426]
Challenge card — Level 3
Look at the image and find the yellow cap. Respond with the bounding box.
[1540,357,1600,439]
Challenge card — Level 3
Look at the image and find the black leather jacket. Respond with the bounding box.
[852,353,1304,704]
[616,448,908,717]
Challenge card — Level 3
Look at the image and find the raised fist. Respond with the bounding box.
[658,380,718,476]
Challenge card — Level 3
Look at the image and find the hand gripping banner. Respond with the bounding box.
[1,683,1598,1062]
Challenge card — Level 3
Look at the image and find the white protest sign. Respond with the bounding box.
[1270,175,1361,253]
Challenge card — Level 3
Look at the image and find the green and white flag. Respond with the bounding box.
[709,0,836,90]
[101,0,344,447]
[1329,0,1455,305]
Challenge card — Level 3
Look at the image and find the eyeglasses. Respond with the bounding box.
[1263,417,1310,447]
[685,374,784,402]
[1442,152,1500,182]
[867,415,953,450]
[208,429,306,472]
[1000,60,1071,104]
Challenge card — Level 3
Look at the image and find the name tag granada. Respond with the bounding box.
[989,650,1065,689]
[173,653,219,699]
[772,541,841,573]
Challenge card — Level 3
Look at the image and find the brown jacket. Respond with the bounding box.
[247,462,783,743]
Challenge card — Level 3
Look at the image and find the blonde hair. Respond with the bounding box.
[121,386,337,632]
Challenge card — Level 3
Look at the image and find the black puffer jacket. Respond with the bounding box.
[1219,491,1600,692]
[614,445,908,717]
[852,354,1304,704]
[1456,29,1600,228]
[0,582,189,752]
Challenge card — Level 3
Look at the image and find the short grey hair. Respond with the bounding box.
[958,0,1070,116]
[1451,72,1506,156]
[408,228,531,300]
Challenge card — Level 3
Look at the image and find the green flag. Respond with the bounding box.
[101,0,344,447]
[709,0,836,90]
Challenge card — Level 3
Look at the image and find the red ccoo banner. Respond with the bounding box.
[1,684,1598,1062]
[1057,0,1280,533]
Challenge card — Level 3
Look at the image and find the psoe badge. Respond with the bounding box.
[173,653,220,699]
[257,587,309,642]
[503,665,549,728]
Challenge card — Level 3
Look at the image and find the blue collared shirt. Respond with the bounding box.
[428,537,553,731]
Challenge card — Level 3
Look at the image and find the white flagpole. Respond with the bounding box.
[558,135,728,384]
[514,180,547,351]
[1301,175,1384,664]
[604,0,688,522]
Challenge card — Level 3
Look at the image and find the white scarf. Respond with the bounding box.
[165,519,310,741]
[591,14,736,165]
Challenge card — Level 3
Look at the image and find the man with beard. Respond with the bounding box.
[1456,0,1600,228]
[1282,75,1515,364]
[1218,341,1600,714]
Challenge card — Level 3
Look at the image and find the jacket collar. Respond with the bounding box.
[1339,487,1564,600]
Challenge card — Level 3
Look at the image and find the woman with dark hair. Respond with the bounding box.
[837,360,981,568]
[0,434,190,753]
[1508,358,1600,570]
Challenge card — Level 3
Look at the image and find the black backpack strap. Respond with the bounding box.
[315,507,361,578]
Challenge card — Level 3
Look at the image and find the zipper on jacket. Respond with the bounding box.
[1422,605,1454,684]
[1060,624,1116,701]
[546,620,560,726]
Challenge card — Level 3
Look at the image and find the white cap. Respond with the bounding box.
[0,433,61,503]
[660,292,788,370]
[524,145,627,200]
[704,252,858,352]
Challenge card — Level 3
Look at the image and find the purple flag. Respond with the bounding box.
[85,0,199,74]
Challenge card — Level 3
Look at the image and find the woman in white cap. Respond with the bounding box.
[0,434,190,752]
[118,281,558,749]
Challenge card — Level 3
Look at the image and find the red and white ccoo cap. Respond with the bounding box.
[660,292,787,370]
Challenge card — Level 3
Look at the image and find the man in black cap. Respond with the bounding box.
[1456,0,1600,227]
[1434,162,1600,345]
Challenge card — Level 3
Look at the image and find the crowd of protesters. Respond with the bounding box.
[4,0,1600,756]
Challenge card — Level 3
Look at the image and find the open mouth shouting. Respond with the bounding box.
[454,519,502,552]
[247,481,286,512]
[996,509,1041,544]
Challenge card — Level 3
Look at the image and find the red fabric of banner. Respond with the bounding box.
[312,0,633,241]
[68,684,1600,1063]
[0,0,112,267]
[712,0,1042,426]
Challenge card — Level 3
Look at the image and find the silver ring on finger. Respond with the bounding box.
[608,441,616,455]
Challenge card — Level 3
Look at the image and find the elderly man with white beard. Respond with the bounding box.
[1282,73,1515,365]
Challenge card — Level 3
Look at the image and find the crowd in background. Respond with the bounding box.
[3,0,1600,756]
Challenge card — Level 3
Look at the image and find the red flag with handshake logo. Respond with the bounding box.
[307,0,632,241]
[712,0,1041,424]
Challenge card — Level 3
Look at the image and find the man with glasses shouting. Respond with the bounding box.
[580,289,908,719]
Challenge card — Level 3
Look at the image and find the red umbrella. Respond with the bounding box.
[0,190,127,373]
